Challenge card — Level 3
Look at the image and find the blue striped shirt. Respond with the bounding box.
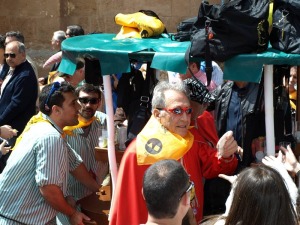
[66,111,108,199]
[56,111,108,225]
[0,114,82,225]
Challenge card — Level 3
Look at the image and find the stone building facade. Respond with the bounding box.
[0,0,220,76]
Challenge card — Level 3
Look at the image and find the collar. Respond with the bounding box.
[136,116,194,165]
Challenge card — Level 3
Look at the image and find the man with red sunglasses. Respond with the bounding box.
[110,81,238,225]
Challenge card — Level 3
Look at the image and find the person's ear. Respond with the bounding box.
[182,192,190,206]
[153,108,161,119]
[141,188,145,200]
[52,105,62,115]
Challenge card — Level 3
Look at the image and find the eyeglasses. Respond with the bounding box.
[4,53,16,59]
[179,181,195,201]
[158,107,193,115]
[78,97,100,105]
[44,82,61,110]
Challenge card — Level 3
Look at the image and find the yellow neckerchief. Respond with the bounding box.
[12,112,51,150]
[136,115,194,165]
[63,115,96,136]
[290,90,297,110]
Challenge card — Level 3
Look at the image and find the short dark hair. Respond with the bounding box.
[39,81,75,115]
[75,83,101,100]
[66,25,85,37]
[143,159,189,219]
[5,31,25,43]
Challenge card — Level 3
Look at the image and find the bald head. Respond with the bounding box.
[5,41,26,68]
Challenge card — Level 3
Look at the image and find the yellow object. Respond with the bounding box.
[115,26,141,39]
[136,116,194,165]
[114,12,165,39]
[48,71,59,84]
[290,90,297,110]
[268,1,274,30]
[63,115,97,136]
[12,112,50,150]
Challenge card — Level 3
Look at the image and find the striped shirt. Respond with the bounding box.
[65,111,108,199]
[56,111,108,225]
[0,114,82,225]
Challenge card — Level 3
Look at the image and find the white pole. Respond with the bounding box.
[264,65,275,156]
[102,75,118,196]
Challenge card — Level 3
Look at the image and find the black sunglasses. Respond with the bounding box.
[78,97,100,105]
[4,53,16,59]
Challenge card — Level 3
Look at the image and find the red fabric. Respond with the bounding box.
[110,140,149,225]
[109,128,238,225]
[196,111,219,147]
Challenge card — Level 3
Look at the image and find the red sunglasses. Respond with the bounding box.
[158,107,193,115]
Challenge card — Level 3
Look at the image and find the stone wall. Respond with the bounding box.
[0,0,220,77]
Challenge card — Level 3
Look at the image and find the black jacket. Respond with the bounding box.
[213,81,265,168]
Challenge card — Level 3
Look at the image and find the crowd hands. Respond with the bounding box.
[206,144,300,225]
[0,126,17,158]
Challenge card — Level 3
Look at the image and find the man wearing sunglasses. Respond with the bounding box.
[110,81,238,225]
[57,83,108,225]
[0,82,101,225]
[142,159,193,225]
[0,41,38,172]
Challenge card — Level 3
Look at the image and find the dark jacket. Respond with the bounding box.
[0,63,9,80]
[213,81,265,168]
[0,60,38,145]
[203,81,265,216]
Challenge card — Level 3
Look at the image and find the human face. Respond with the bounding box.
[63,67,85,87]
[78,91,100,120]
[59,92,80,127]
[156,90,191,137]
[5,42,26,68]
[65,29,72,38]
[289,66,297,92]
[51,36,60,51]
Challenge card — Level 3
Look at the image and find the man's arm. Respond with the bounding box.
[40,184,90,225]
[70,163,101,192]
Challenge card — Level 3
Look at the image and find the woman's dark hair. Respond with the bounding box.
[225,165,298,225]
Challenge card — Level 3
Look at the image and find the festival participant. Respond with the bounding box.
[110,81,238,225]
[0,82,100,225]
[142,159,192,225]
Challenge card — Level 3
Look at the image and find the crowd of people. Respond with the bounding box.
[0,24,299,225]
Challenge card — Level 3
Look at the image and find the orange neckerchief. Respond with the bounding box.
[136,115,194,165]
[63,115,96,136]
